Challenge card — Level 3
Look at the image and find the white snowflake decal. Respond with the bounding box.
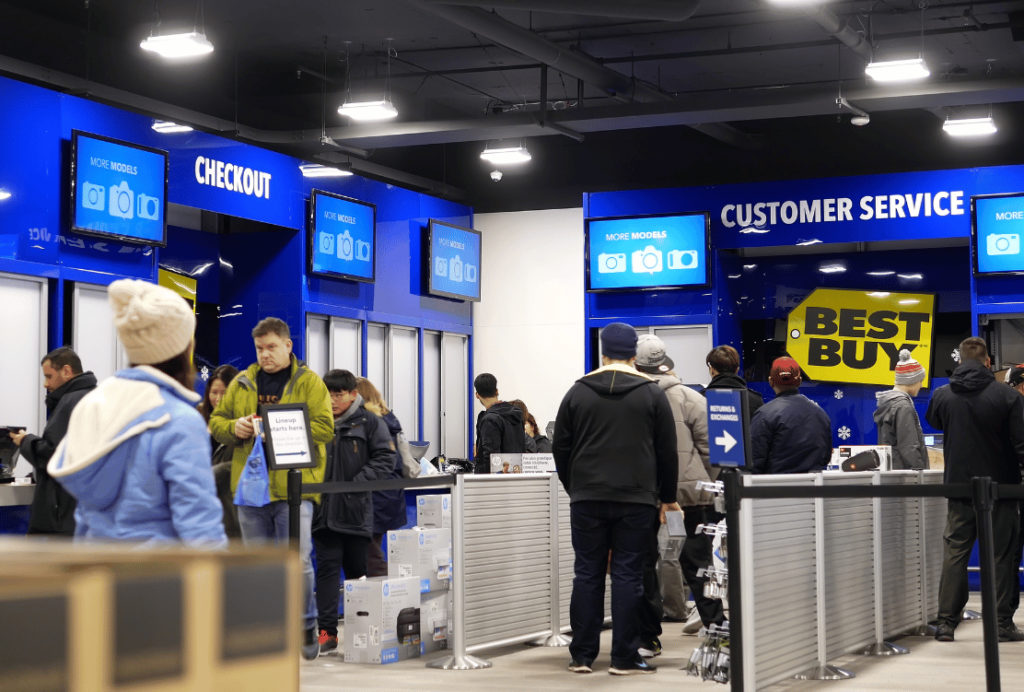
[834,390,844,400]
[200,365,210,382]
[952,348,961,364]
[837,426,852,440]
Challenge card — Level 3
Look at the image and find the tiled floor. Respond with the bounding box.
[301,595,1020,691]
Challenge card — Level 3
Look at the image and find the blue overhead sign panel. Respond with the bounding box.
[706,389,749,468]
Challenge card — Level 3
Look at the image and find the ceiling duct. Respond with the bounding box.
[408,1,761,149]
[800,5,873,63]
[423,0,701,22]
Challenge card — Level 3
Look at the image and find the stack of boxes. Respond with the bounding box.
[387,526,452,655]
[414,492,453,654]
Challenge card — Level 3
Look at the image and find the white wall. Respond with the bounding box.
[474,207,585,432]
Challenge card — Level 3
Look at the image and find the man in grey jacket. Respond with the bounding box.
[873,349,929,470]
[634,335,723,655]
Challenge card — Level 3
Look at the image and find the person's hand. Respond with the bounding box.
[234,416,255,440]
[8,429,27,447]
[659,501,682,525]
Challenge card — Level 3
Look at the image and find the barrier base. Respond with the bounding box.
[906,624,938,637]
[963,609,983,621]
[857,641,909,656]
[426,654,493,670]
[525,633,572,647]
[794,664,855,680]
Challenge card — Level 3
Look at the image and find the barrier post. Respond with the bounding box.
[909,470,938,637]
[288,468,302,549]
[528,474,572,647]
[857,472,908,656]
[972,476,1001,692]
[723,468,744,692]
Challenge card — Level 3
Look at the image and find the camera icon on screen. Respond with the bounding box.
[988,233,1020,256]
[108,181,134,220]
[82,182,105,211]
[319,232,335,255]
[337,230,354,260]
[355,239,371,262]
[465,264,478,283]
[598,252,627,273]
[668,249,699,270]
[631,246,663,274]
[449,255,463,282]
[137,194,160,221]
[435,256,448,276]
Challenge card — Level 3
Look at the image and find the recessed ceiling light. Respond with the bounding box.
[300,164,353,178]
[0,190,11,201]
[480,143,531,165]
[140,31,214,59]
[865,57,930,82]
[868,292,891,298]
[796,239,822,246]
[818,264,847,274]
[943,115,997,137]
[338,99,399,122]
[867,271,896,276]
[152,121,194,134]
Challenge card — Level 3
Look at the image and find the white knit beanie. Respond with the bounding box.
[108,279,196,365]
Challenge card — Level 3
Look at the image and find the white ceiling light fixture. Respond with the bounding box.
[140,1,214,59]
[865,57,930,82]
[339,40,399,122]
[480,141,532,165]
[152,121,194,133]
[0,190,11,201]
[943,115,997,137]
[300,163,353,178]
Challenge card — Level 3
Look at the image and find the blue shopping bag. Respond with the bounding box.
[234,433,271,507]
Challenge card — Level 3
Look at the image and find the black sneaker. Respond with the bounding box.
[568,659,593,673]
[638,638,662,658]
[998,625,1024,642]
[301,626,321,660]
[609,658,657,675]
[934,623,955,642]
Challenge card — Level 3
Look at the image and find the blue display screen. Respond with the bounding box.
[586,213,709,291]
[429,220,481,302]
[71,131,168,245]
[310,191,376,282]
[974,195,1024,275]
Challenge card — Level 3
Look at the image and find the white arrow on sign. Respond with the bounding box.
[715,430,737,454]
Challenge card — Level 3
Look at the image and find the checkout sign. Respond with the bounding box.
[787,288,934,388]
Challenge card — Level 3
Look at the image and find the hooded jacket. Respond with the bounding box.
[874,390,929,470]
[531,434,553,454]
[48,367,227,547]
[926,359,1024,486]
[704,372,765,419]
[474,401,526,474]
[651,374,713,507]
[552,364,678,507]
[750,388,832,474]
[18,371,97,535]
[209,355,333,503]
[372,410,409,534]
[314,395,396,538]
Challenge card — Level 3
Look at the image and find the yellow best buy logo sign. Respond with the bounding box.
[787,288,934,387]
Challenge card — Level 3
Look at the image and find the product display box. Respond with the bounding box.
[387,527,452,593]
[828,445,893,472]
[419,589,450,655]
[343,576,422,664]
[416,493,451,529]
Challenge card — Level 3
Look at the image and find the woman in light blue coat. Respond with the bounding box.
[49,279,226,547]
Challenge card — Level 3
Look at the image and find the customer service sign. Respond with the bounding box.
[786,289,934,387]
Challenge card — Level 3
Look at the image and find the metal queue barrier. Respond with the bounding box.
[724,470,1024,692]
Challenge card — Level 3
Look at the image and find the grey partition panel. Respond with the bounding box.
[880,472,923,637]
[462,477,553,649]
[822,473,876,656]
[922,471,946,622]
[556,484,612,631]
[748,475,819,689]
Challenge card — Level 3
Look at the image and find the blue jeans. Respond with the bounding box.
[569,501,657,665]
[237,500,317,630]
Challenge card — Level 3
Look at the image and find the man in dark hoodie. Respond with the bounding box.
[704,344,764,417]
[873,349,929,470]
[473,373,526,473]
[9,347,97,535]
[553,322,679,676]
[926,337,1024,643]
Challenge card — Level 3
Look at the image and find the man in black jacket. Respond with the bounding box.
[553,323,679,676]
[704,344,764,418]
[473,373,526,473]
[749,357,831,474]
[9,347,96,535]
[313,369,396,655]
[926,337,1024,642]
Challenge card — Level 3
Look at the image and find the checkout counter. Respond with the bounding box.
[0,484,33,534]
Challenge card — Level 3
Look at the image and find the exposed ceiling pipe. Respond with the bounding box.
[407,0,761,149]
[800,6,873,63]
[423,0,701,22]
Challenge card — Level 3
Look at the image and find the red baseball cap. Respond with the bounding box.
[769,357,803,389]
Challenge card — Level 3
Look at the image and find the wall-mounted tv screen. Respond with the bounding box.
[309,190,376,283]
[70,130,169,246]
[585,212,710,292]
[973,193,1024,276]
[428,219,481,302]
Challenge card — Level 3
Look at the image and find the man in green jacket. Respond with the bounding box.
[209,317,333,660]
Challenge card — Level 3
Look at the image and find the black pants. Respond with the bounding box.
[638,513,663,642]
[679,506,725,627]
[367,533,388,578]
[1012,501,1024,613]
[937,498,1020,629]
[314,530,370,635]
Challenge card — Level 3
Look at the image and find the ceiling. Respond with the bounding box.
[4,0,1024,212]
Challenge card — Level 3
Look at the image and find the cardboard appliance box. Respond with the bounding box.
[387,527,452,593]
[343,576,422,664]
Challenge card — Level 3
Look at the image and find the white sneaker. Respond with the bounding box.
[681,608,703,635]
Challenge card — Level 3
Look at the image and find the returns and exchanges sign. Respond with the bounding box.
[787,289,935,388]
